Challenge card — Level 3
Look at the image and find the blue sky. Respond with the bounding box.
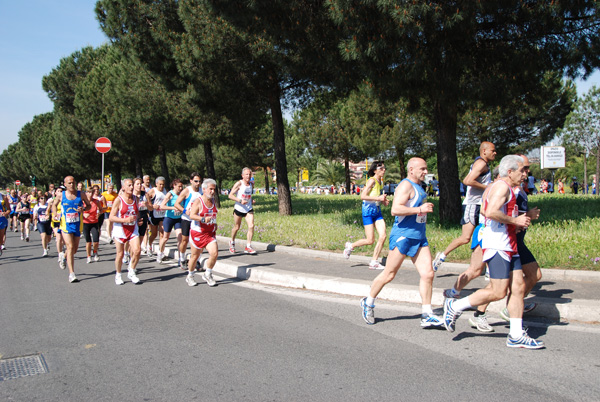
[1,1,599,155]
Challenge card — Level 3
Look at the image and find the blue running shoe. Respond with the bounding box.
[421,313,444,328]
[360,297,375,325]
[506,331,545,349]
[443,297,462,332]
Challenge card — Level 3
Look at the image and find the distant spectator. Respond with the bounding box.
[558,178,565,194]
[547,180,554,193]
[571,177,579,194]
[527,174,536,194]
[431,177,439,196]
[540,179,548,193]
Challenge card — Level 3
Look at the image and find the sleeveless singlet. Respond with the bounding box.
[191,197,218,234]
[481,180,518,257]
[151,188,168,218]
[181,186,201,221]
[165,190,183,219]
[112,195,139,240]
[464,156,491,206]
[233,181,253,214]
[60,191,83,233]
[391,179,428,240]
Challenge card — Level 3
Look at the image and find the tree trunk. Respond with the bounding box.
[135,159,142,179]
[264,167,270,194]
[583,152,588,194]
[344,154,351,194]
[203,141,220,207]
[268,84,292,215]
[396,147,407,179]
[433,99,461,225]
[158,145,170,186]
[596,146,599,196]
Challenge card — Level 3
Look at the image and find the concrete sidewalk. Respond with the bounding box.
[100,230,600,324]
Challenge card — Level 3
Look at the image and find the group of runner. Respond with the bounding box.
[353,142,545,349]
[0,168,258,288]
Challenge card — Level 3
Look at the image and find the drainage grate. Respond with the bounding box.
[0,354,48,381]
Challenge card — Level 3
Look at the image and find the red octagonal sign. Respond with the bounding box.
[95,137,112,154]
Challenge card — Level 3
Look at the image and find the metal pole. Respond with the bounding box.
[101,153,105,193]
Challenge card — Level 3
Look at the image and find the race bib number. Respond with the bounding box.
[201,213,217,225]
[416,212,427,224]
[65,212,79,223]
[107,201,113,208]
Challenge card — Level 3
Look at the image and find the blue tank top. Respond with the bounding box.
[391,179,428,240]
[165,190,182,219]
[60,190,83,233]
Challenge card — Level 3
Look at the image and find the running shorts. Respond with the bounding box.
[361,204,384,226]
[37,221,52,235]
[460,204,480,226]
[484,251,522,280]
[163,216,182,233]
[190,229,217,250]
[389,234,428,258]
[233,209,253,218]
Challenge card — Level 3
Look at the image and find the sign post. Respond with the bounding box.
[540,146,566,192]
[95,137,112,192]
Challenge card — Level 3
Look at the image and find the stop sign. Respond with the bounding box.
[95,137,112,154]
[15,180,21,186]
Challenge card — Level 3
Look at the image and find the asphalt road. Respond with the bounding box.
[1,230,599,401]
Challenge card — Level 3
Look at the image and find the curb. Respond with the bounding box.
[99,228,600,323]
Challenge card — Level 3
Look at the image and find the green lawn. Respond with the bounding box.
[215,193,600,270]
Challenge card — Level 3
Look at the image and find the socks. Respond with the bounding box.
[366,297,376,306]
[454,296,473,312]
[449,287,460,298]
[422,304,433,315]
[509,318,523,338]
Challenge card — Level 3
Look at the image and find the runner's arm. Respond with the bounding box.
[463,159,489,190]
[228,181,242,203]
[174,188,189,213]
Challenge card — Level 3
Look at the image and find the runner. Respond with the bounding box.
[130,177,151,264]
[185,178,219,287]
[343,161,389,269]
[228,167,256,254]
[50,186,66,268]
[29,188,38,232]
[0,192,9,255]
[157,179,184,264]
[16,193,32,241]
[8,189,19,232]
[33,194,52,256]
[360,158,443,328]
[52,176,91,283]
[174,172,203,268]
[109,178,142,285]
[101,183,118,243]
[142,175,153,192]
[82,188,102,263]
[432,141,496,271]
[93,185,107,240]
[442,155,544,349]
[146,177,168,258]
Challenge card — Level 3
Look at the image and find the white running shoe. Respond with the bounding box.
[122,252,130,265]
[468,313,495,333]
[147,247,153,258]
[42,249,48,257]
[368,260,385,270]
[203,272,217,287]
[141,246,147,256]
[229,240,235,254]
[432,252,445,272]
[156,252,164,263]
[93,253,100,262]
[115,273,124,285]
[87,256,92,264]
[127,269,141,284]
[59,253,66,270]
[186,274,198,287]
[68,273,79,283]
[343,242,353,259]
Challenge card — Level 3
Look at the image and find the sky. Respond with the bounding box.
[1,1,599,155]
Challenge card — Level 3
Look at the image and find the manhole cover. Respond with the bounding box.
[0,354,48,381]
